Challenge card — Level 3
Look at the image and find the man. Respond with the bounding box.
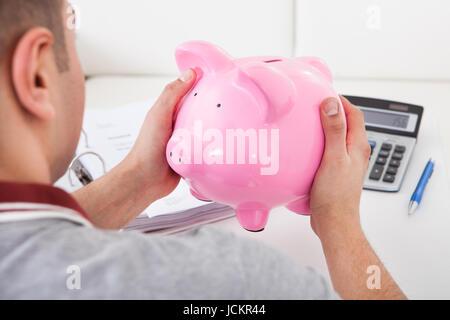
[0,0,405,299]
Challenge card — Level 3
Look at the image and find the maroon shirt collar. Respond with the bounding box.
[0,181,89,220]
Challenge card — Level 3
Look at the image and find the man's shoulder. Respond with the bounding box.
[0,219,246,297]
[0,219,335,299]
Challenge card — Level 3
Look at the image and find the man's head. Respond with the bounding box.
[0,0,85,183]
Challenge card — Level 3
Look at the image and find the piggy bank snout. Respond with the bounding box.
[166,138,192,176]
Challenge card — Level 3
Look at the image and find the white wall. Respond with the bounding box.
[295,0,450,80]
[72,0,450,81]
[71,0,294,76]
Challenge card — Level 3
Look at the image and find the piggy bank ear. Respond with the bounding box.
[297,57,333,83]
[175,41,235,77]
[242,64,296,121]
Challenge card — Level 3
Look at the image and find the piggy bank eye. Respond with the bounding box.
[217,103,222,108]
[194,92,198,96]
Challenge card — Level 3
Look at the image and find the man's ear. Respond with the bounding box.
[175,41,235,79]
[11,27,57,120]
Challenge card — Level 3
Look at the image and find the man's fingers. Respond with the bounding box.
[154,69,196,116]
[340,96,371,158]
[320,97,347,158]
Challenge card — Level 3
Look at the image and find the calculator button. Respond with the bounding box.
[369,165,384,181]
[389,159,401,167]
[392,152,403,160]
[376,157,387,165]
[394,145,406,153]
[378,150,390,158]
[386,166,398,175]
[381,143,392,151]
[383,174,396,183]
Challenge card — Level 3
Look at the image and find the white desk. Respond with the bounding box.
[215,79,450,299]
[86,76,450,299]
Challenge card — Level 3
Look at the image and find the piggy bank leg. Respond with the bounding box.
[286,196,311,216]
[190,188,212,202]
[235,203,269,232]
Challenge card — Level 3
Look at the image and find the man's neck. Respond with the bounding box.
[0,126,53,185]
[0,169,52,185]
[0,77,55,185]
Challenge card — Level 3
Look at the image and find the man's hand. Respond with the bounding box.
[309,96,406,299]
[310,96,370,241]
[123,69,197,200]
[73,69,196,229]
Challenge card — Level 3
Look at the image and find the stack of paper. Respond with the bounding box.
[124,175,233,234]
[124,202,234,234]
[55,99,234,233]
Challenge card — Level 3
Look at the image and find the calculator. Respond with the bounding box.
[343,96,424,192]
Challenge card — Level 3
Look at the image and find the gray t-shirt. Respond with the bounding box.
[0,219,337,299]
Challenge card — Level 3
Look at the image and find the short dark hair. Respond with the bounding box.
[0,0,68,71]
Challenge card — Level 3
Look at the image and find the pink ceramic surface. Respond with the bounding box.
[166,41,340,231]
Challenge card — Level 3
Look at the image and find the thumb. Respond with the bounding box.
[153,68,197,116]
[320,97,347,157]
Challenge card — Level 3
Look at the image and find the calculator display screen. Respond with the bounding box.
[360,109,410,129]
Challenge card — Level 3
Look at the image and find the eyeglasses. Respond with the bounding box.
[67,129,107,187]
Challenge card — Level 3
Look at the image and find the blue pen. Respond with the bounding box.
[408,158,435,214]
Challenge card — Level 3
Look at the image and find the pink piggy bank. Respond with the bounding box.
[166,41,340,232]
